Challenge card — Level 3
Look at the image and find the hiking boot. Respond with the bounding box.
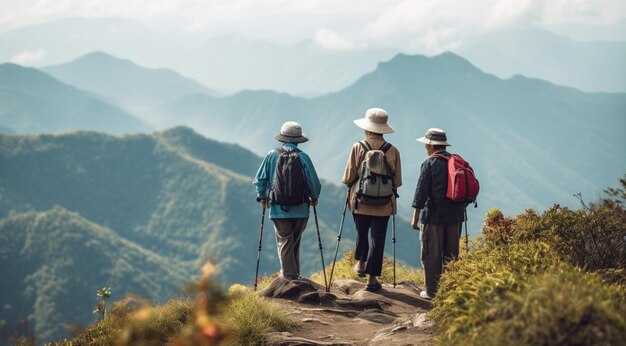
[365,282,382,292]
[353,263,366,277]
[420,290,432,299]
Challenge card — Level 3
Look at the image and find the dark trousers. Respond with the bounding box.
[353,214,390,276]
[272,218,308,280]
[421,223,461,297]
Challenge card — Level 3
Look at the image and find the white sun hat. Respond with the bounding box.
[353,108,395,134]
[417,128,451,146]
[274,121,309,143]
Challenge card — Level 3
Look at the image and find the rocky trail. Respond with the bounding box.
[259,278,435,346]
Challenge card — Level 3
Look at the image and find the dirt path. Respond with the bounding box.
[262,279,435,345]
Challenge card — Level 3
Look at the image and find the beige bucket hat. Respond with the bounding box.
[274,121,309,143]
[417,128,451,146]
[353,108,395,134]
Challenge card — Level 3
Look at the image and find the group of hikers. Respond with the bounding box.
[253,108,479,299]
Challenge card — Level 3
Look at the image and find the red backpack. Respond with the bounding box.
[432,153,479,204]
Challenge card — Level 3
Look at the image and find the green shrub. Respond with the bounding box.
[223,293,295,346]
[430,241,559,343]
[482,204,626,272]
[448,266,626,346]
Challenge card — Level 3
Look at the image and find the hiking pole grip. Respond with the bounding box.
[327,190,349,292]
[254,204,266,291]
[313,205,328,291]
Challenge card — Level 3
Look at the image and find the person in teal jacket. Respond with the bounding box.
[253,121,322,280]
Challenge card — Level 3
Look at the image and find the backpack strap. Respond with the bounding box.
[379,142,395,179]
[379,142,392,153]
[358,140,372,152]
[430,153,449,160]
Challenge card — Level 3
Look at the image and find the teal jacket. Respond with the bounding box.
[253,143,321,219]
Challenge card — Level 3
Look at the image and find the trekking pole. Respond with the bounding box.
[253,202,267,291]
[464,208,469,251]
[313,205,328,291]
[392,212,397,288]
[391,194,398,288]
[327,190,350,292]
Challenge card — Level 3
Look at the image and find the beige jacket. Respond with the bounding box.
[342,133,402,216]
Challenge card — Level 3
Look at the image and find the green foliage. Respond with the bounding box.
[483,203,626,272]
[430,241,559,341]
[465,267,626,346]
[223,293,295,346]
[432,177,626,345]
[311,251,424,287]
[431,240,626,345]
[434,262,626,346]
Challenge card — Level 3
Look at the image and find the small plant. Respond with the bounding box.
[93,287,112,321]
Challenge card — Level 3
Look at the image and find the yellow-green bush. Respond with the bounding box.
[440,266,626,345]
[430,241,559,342]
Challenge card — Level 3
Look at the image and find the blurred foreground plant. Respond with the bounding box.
[93,287,112,321]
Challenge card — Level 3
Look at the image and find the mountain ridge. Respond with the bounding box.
[0,63,148,134]
[43,51,216,112]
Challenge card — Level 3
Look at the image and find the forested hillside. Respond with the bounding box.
[0,127,419,342]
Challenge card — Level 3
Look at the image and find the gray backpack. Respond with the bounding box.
[355,141,394,208]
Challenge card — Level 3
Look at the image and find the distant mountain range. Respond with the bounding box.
[0,127,419,342]
[458,28,626,93]
[149,52,626,222]
[0,63,147,134]
[1,17,624,93]
[43,51,216,113]
[1,50,623,224]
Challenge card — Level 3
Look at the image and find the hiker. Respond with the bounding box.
[253,121,322,280]
[411,128,467,299]
[342,108,402,292]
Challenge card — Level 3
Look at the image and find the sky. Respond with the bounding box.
[1,0,625,53]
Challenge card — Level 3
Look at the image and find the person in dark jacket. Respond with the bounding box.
[411,128,465,299]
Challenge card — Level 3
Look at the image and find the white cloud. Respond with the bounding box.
[0,0,624,52]
[356,0,626,53]
[10,49,46,66]
[313,28,354,50]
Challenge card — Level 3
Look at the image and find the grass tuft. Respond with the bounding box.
[223,293,296,345]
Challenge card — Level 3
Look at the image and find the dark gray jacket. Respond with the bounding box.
[412,151,466,224]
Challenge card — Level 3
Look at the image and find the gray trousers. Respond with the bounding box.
[272,218,308,280]
[420,223,461,297]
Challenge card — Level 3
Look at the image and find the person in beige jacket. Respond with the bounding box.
[342,108,402,291]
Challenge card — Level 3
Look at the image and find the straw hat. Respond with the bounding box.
[417,128,451,146]
[353,108,395,134]
[274,121,309,143]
